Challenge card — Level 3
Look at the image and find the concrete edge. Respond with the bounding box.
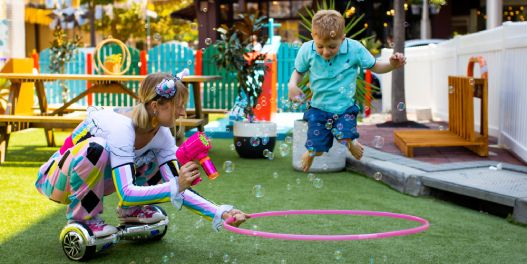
[513,197,527,224]
[364,146,527,173]
[346,156,428,197]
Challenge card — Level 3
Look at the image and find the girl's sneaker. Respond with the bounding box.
[117,205,166,224]
[69,217,118,238]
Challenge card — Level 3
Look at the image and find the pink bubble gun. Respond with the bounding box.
[175,132,219,186]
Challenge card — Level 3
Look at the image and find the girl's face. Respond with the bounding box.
[153,101,186,128]
[312,33,344,60]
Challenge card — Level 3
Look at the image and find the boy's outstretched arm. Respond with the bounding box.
[288,70,305,102]
[371,52,406,74]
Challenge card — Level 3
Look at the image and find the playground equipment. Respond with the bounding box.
[60,205,168,261]
[394,56,489,157]
[224,209,429,241]
[94,36,132,75]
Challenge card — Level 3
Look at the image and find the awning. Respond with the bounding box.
[25,7,54,25]
[170,5,196,21]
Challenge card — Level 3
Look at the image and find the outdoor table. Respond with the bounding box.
[0,73,221,131]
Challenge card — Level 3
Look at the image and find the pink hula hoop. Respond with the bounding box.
[223,210,429,241]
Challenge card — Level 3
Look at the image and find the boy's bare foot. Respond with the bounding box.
[301,151,315,172]
[347,140,364,160]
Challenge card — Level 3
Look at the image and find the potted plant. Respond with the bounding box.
[408,0,422,15]
[213,14,277,159]
[103,54,122,74]
[429,0,446,14]
[49,24,82,103]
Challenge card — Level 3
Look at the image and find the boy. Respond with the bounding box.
[288,10,406,172]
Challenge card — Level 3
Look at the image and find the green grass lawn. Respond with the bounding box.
[1,129,526,263]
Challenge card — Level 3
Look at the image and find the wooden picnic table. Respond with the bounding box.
[0,73,221,131]
[0,73,221,163]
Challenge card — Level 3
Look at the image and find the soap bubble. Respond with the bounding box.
[397,102,405,111]
[194,218,204,229]
[279,143,290,157]
[223,160,234,173]
[253,184,265,198]
[250,137,261,147]
[263,149,270,157]
[313,178,324,188]
[229,143,235,151]
[272,171,279,179]
[372,135,385,149]
[307,173,316,182]
[334,250,343,260]
[204,37,212,45]
[261,136,270,145]
[373,172,382,181]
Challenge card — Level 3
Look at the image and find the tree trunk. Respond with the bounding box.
[391,0,407,123]
[89,3,96,47]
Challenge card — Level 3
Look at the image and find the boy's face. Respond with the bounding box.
[312,33,344,60]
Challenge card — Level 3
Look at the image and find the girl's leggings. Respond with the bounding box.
[35,137,162,221]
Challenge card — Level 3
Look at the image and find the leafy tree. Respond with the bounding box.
[81,0,197,47]
[150,3,198,44]
[80,0,123,47]
[90,3,146,43]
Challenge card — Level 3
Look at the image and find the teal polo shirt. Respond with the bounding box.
[294,38,376,114]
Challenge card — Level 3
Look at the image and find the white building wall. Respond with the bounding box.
[379,22,527,162]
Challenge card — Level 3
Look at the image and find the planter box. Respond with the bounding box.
[233,121,277,158]
[292,120,347,172]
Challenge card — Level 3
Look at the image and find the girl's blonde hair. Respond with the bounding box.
[312,10,345,40]
[132,72,189,129]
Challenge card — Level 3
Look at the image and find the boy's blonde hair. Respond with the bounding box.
[132,72,189,129]
[311,10,345,40]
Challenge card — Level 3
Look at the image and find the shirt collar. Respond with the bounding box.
[311,38,349,54]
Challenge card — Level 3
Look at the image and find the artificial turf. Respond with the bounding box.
[1,128,526,263]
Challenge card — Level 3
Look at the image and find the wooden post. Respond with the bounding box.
[365,69,372,117]
[86,53,93,106]
[140,50,148,75]
[253,54,276,121]
[195,48,202,75]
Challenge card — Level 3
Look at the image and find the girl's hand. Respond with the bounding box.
[222,209,251,227]
[178,161,201,192]
[389,52,406,69]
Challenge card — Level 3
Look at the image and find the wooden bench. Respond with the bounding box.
[0,114,206,163]
[394,75,488,157]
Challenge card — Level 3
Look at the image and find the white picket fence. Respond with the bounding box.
[378,21,527,162]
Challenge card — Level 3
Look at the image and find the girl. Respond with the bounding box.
[35,72,248,237]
